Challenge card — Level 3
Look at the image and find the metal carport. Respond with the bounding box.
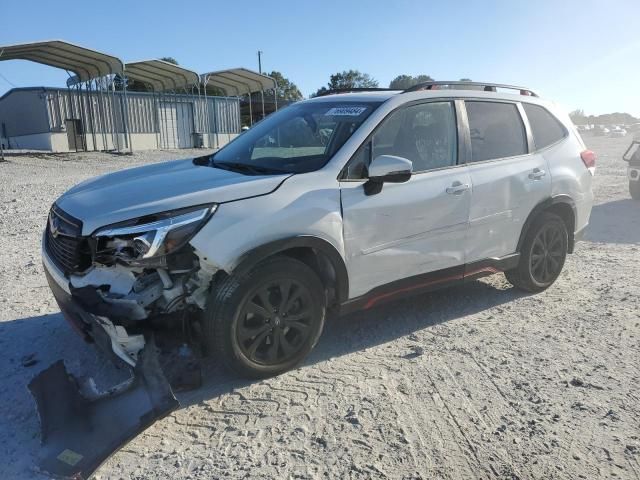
[0,40,130,152]
[124,60,201,149]
[201,68,278,126]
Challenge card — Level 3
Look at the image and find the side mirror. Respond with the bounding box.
[364,155,412,195]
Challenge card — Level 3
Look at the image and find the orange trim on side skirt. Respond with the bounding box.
[363,266,502,310]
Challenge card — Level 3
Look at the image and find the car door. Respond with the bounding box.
[339,101,472,298]
[462,100,551,263]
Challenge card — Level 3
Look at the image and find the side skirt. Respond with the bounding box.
[339,253,520,315]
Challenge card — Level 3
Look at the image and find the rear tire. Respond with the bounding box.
[202,256,326,379]
[630,180,640,201]
[505,212,568,293]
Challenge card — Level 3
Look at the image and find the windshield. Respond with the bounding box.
[210,101,381,174]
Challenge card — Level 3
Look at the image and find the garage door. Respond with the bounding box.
[158,102,194,148]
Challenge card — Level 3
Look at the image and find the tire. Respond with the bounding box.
[505,212,568,293]
[630,180,640,201]
[202,256,326,379]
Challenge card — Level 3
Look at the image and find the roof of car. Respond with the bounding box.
[305,89,543,104]
[305,81,542,104]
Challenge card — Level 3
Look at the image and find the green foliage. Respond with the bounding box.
[389,74,434,89]
[267,71,303,101]
[160,57,179,65]
[313,70,379,96]
[570,109,639,126]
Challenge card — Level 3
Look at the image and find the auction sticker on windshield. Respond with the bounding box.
[325,106,368,116]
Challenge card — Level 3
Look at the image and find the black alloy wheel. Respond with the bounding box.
[529,223,566,285]
[236,280,314,365]
[505,212,568,293]
[203,256,326,378]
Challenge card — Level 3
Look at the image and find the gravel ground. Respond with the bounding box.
[0,138,639,480]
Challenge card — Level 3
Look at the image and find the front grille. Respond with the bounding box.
[45,204,91,274]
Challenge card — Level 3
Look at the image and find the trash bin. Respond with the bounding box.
[192,132,204,148]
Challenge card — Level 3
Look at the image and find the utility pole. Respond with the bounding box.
[257,50,263,74]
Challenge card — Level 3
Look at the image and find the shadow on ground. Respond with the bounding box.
[586,199,640,244]
[0,278,524,478]
[179,279,524,406]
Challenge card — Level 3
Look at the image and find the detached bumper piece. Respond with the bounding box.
[28,340,179,480]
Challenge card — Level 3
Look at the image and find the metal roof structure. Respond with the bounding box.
[124,60,200,92]
[200,68,277,96]
[0,40,123,81]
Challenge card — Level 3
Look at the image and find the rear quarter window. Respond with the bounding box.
[523,103,567,150]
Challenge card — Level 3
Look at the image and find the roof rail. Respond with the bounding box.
[404,81,538,97]
[316,87,396,97]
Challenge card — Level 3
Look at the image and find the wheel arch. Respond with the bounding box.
[518,195,577,254]
[230,236,349,307]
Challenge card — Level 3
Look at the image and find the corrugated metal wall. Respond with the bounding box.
[43,89,240,135]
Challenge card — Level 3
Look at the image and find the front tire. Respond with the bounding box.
[203,256,326,379]
[505,212,568,293]
[630,180,640,201]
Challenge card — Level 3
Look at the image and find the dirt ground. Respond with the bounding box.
[0,137,638,480]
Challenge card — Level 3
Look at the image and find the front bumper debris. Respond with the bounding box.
[29,339,179,480]
[35,249,204,479]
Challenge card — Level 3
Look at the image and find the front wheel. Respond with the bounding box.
[505,212,568,293]
[203,256,326,379]
[630,180,640,201]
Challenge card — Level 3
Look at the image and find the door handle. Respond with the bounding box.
[446,181,470,195]
[528,168,546,180]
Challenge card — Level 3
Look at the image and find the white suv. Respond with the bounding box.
[43,82,595,378]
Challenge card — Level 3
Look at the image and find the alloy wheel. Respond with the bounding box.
[236,279,314,365]
[530,223,565,284]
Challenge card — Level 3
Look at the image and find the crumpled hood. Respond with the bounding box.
[56,159,291,235]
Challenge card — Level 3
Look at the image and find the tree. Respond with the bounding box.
[160,57,179,65]
[570,109,587,125]
[389,74,434,89]
[267,71,302,101]
[313,70,379,96]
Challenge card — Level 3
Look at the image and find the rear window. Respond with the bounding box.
[466,101,527,162]
[523,103,567,150]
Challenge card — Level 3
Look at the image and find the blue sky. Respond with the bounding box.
[1,0,639,116]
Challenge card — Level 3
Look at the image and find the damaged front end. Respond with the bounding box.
[37,203,220,478]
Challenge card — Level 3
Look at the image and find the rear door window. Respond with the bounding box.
[523,103,567,150]
[465,101,527,162]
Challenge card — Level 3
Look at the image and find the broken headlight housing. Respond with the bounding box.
[93,204,216,265]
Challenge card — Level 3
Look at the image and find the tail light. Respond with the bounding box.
[581,150,596,175]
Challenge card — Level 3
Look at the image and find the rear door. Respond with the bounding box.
[340,100,472,298]
[462,100,551,263]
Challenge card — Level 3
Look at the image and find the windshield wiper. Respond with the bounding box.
[213,162,288,175]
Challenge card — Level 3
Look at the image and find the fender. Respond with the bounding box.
[517,195,577,254]
[231,235,349,303]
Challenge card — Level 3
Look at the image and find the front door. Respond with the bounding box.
[65,119,85,152]
[340,101,471,298]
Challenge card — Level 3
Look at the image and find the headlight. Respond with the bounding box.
[94,204,216,264]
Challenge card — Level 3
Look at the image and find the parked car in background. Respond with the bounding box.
[609,127,628,138]
[42,81,595,378]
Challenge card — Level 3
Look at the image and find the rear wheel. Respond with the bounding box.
[630,180,640,201]
[505,212,568,293]
[203,256,326,378]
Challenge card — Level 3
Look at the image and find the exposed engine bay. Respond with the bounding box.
[66,244,216,366]
[36,204,221,478]
[45,203,220,366]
